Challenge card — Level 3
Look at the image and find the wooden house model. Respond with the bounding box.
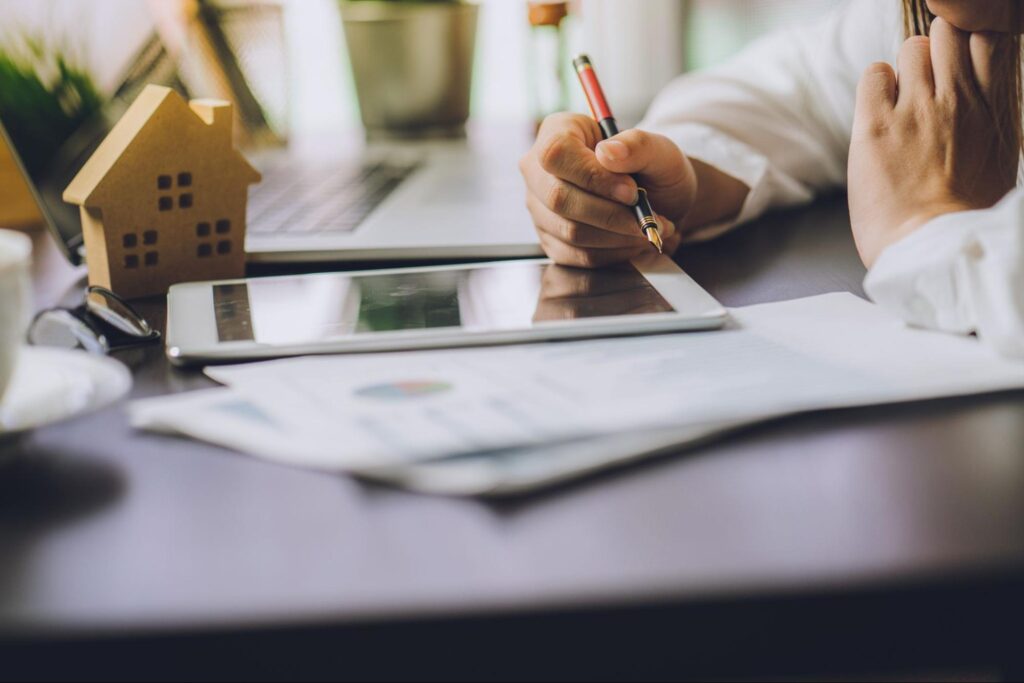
[64,85,261,299]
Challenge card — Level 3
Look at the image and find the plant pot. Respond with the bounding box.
[339,1,479,139]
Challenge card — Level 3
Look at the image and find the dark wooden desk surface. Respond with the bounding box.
[2,194,1023,681]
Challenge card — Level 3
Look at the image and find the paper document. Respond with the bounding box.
[131,293,1024,479]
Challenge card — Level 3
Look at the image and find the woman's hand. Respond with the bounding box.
[848,17,1019,268]
[519,113,697,268]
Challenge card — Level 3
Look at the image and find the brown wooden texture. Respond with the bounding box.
[63,85,261,299]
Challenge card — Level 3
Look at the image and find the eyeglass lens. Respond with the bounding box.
[85,287,154,338]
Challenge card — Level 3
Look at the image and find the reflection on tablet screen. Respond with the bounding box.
[213,262,676,344]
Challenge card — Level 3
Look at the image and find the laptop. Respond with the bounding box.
[245,138,543,264]
[0,107,542,268]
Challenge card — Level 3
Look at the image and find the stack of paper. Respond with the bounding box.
[131,293,1024,494]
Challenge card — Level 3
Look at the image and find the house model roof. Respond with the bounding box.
[64,85,260,208]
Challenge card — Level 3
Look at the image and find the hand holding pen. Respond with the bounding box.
[572,54,663,253]
[520,59,700,268]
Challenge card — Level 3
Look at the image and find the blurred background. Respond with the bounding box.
[1,0,843,139]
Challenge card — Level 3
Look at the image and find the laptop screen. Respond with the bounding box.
[0,114,110,265]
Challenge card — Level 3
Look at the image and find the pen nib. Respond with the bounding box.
[647,227,664,254]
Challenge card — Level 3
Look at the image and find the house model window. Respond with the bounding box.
[62,85,262,300]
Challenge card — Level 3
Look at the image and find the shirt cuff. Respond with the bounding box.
[864,212,981,334]
[863,192,1024,359]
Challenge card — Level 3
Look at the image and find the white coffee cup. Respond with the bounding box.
[0,229,32,407]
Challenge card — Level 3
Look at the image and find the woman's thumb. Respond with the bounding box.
[595,130,687,192]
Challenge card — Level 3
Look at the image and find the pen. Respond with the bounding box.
[572,53,664,254]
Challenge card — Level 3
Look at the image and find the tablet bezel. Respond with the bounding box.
[166,254,727,366]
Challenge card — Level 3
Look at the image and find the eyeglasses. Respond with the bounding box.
[28,286,160,355]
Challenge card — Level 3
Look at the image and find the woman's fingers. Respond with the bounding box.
[919,19,1012,114]
[529,195,670,269]
[527,173,644,237]
[896,35,935,104]
[533,114,638,205]
[595,129,691,193]
[929,17,974,100]
[523,117,683,269]
[594,129,699,222]
[527,194,647,250]
[536,231,645,269]
[856,62,898,122]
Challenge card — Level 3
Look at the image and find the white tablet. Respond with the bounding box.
[165,252,727,366]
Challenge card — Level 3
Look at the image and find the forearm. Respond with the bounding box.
[678,158,750,233]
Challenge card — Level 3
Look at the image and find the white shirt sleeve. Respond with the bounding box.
[635,0,1023,358]
[864,190,1024,359]
[639,0,900,239]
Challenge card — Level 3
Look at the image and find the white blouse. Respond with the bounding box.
[640,0,1024,358]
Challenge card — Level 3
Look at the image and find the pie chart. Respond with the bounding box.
[355,380,454,401]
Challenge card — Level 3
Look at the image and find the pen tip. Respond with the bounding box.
[648,228,664,254]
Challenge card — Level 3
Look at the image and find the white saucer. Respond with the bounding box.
[0,347,133,445]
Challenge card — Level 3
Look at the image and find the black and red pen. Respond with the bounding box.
[572,54,664,254]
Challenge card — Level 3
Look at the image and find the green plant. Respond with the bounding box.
[0,34,102,177]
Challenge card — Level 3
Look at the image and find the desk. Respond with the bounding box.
[2,194,1023,681]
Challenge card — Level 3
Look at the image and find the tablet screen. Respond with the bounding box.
[212,261,676,344]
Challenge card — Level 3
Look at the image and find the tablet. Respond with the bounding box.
[165,253,727,366]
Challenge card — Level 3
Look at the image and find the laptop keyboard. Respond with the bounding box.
[247,159,419,236]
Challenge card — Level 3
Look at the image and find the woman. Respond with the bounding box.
[519,0,1024,357]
